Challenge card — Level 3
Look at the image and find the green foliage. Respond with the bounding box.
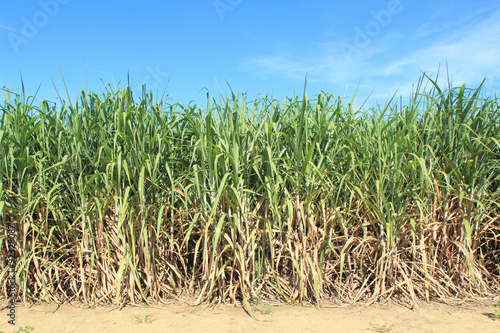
[132,302,153,324]
[0,326,35,333]
[16,327,35,333]
[493,301,500,319]
[0,73,499,306]
[369,322,394,333]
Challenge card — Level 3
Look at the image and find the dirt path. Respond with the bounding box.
[1,300,499,333]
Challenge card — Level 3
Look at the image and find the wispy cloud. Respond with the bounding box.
[379,7,500,87]
[240,6,500,102]
[0,24,21,34]
[240,55,309,77]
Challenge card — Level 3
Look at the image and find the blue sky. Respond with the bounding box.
[1,0,499,108]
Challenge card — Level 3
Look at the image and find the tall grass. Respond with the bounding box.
[1,74,499,308]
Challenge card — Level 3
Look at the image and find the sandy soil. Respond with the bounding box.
[1,299,499,333]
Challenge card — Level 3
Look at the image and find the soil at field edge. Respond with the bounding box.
[1,300,499,333]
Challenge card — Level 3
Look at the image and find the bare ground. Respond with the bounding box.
[1,299,500,333]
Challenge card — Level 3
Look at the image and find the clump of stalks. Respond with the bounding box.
[0,74,499,309]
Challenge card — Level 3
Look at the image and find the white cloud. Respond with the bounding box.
[0,24,21,33]
[240,6,500,103]
[381,7,500,89]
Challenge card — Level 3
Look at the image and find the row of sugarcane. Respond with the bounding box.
[0,74,499,309]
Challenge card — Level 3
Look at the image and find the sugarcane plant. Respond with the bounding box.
[0,73,499,308]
